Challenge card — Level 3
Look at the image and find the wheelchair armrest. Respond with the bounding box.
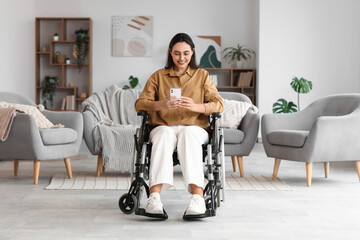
[212,113,221,119]
[208,112,221,124]
[137,111,149,117]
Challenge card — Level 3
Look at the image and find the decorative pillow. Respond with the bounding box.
[219,98,258,129]
[0,102,62,129]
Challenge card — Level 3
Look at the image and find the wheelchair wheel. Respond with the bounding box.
[119,193,137,214]
[204,195,217,211]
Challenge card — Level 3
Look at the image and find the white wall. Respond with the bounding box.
[0,0,257,100]
[0,0,35,97]
[258,0,360,115]
[1,0,359,115]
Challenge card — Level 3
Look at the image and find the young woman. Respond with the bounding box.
[135,33,223,216]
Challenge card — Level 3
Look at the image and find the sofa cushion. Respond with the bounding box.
[223,128,245,144]
[39,128,77,145]
[267,130,309,147]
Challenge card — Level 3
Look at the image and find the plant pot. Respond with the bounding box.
[53,36,59,41]
[235,60,245,68]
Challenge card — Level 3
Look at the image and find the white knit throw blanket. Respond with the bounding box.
[219,98,259,129]
[82,85,142,173]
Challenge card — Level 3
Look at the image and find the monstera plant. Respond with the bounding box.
[272,99,298,113]
[272,76,313,113]
[290,76,313,111]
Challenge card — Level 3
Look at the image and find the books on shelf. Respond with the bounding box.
[237,71,253,87]
[61,95,75,110]
[61,98,66,110]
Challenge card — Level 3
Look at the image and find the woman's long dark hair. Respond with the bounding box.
[165,33,199,69]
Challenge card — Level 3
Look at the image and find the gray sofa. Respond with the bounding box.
[0,92,83,184]
[83,91,259,177]
[262,93,360,186]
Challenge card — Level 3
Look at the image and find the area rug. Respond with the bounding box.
[45,173,293,191]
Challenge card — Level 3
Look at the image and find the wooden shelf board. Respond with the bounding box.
[50,63,89,67]
[37,86,76,90]
[51,40,76,43]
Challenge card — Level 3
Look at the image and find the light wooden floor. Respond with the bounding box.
[1,142,359,240]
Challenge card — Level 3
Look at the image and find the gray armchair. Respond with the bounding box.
[262,94,360,186]
[219,92,260,177]
[0,92,83,184]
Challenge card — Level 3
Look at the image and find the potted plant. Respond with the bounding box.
[73,28,89,72]
[123,75,140,90]
[223,44,255,68]
[65,57,70,64]
[53,33,59,41]
[41,75,58,108]
[272,76,313,113]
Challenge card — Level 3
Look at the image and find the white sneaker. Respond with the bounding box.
[145,192,164,214]
[185,194,206,215]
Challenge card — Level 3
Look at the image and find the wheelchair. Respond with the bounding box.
[118,111,225,220]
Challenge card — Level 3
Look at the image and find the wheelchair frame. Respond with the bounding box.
[118,111,225,220]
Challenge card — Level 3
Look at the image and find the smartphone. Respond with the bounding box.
[170,88,181,101]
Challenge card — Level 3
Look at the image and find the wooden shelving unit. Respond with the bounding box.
[35,17,92,111]
[205,68,256,104]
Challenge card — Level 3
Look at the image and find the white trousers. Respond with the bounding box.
[149,125,209,193]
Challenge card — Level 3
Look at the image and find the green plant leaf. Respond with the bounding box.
[223,44,255,63]
[41,75,58,108]
[129,76,139,89]
[290,77,313,94]
[122,85,130,90]
[272,98,298,113]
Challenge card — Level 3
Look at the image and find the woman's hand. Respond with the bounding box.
[154,96,182,111]
[179,97,205,113]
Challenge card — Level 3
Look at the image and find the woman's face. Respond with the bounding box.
[170,42,194,71]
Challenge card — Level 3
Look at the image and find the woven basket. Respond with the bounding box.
[56,52,66,64]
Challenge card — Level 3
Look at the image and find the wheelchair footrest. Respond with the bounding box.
[135,208,168,220]
[183,209,215,220]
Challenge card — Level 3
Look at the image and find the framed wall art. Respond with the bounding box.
[112,16,153,57]
[193,35,221,68]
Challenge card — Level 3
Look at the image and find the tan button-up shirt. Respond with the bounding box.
[135,67,223,129]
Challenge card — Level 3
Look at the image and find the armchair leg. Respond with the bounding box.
[272,158,281,180]
[355,161,360,182]
[33,160,40,184]
[324,162,329,178]
[306,162,313,187]
[231,156,237,172]
[14,160,19,176]
[64,158,72,179]
[96,155,103,177]
[237,156,244,177]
